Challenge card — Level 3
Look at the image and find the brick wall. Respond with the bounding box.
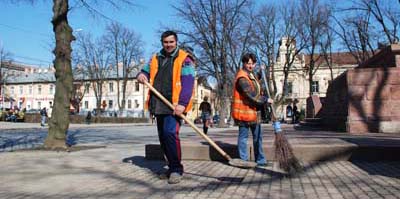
[321,44,400,133]
[320,72,348,131]
[347,67,400,133]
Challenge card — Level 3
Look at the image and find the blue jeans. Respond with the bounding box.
[237,123,266,164]
[41,116,46,126]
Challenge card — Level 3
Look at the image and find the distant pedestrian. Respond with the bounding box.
[286,104,293,123]
[48,102,53,119]
[199,96,212,134]
[86,111,92,125]
[293,103,299,124]
[40,107,48,127]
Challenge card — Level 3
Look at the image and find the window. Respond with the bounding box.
[29,85,32,94]
[134,99,139,108]
[19,86,23,95]
[49,84,54,94]
[122,100,126,108]
[128,99,132,109]
[108,100,113,109]
[84,83,90,93]
[287,82,293,95]
[84,101,89,109]
[311,81,319,93]
[10,86,14,95]
[38,101,41,109]
[109,82,114,93]
[38,85,42,95]
[135,81,140,92]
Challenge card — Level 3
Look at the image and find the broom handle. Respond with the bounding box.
[259,60,278,122]
[143,81,232,161]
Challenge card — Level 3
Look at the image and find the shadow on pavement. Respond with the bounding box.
[122,155,167,175]
[351,161,400,179]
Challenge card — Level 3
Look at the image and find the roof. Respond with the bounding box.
[6,67,140,84]
[6,72,55,84]
[303,52,359,67]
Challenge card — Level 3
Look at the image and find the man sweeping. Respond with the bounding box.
[232,53,273,167]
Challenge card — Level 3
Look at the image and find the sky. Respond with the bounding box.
[0,0,179,68]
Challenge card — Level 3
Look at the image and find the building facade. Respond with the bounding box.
[273,37,358,119]
[2,63,213,120]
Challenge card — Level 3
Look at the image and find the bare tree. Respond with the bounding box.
[75,33,112,113]
[320,18,335,82]
[5,0,137,149]
[333,14,376,65]
[276,1,308,101]
[252,3,278,97]
[173,0,253,126]
[355,0,399,44]
[333,0,399,64]
[297,0,330,96]
[104,22,145,113]
[0,45,13,109]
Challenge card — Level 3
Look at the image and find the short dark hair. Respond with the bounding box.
[241,53,257,64]
[161,30,178,42]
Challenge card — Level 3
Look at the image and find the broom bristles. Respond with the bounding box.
[274,133,302,173]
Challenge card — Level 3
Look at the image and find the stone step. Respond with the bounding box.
[300,117,323,127]
[145,142,400,162]
[146,124,400,163]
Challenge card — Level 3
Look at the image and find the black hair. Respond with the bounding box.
[241,53,257,64]
[161,30,178,42]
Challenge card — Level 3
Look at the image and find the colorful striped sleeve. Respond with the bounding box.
[136,61,151,79]
[178,57,195,107]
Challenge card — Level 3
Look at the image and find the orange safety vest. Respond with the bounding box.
[146,49,193,113]
[231,69,259,122]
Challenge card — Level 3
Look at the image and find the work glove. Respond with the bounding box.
[273,121,282,133]
[262,96,274,105]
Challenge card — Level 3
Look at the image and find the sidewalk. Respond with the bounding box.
[0,122,400,199]
[0,121,152,130]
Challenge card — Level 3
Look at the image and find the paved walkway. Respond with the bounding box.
[0,122,400,199]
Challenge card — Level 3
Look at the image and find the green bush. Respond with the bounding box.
[299,109,306,121]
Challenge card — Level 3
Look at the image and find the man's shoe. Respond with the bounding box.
[168,172,182,184]
[158,171,170,180]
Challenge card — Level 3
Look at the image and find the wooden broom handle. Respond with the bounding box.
[143,81,232,161]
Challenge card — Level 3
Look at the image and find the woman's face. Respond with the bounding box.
[244,58,256,72]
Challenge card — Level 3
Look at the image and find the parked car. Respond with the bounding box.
[194,117,202,124]
[25,109,41,114]
[213,115,220,124]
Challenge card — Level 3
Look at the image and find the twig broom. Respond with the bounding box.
[256,52,302,173]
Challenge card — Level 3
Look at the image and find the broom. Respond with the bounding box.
[143,81,257,169]
[256,51,302,173]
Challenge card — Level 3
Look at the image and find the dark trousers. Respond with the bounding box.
[156,114,183,174]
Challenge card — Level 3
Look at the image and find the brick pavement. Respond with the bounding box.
[1,122,400,198]
[0,146,399,198]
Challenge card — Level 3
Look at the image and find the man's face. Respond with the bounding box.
[162,35,177,54]
[244,58,256,72]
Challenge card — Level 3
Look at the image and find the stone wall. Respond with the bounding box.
[346,67,400,133]
[320,72,348,131]
[321,44,400,133]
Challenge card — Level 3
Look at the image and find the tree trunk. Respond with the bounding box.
[44,0,74,149]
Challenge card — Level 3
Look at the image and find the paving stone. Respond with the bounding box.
[1,124,400,198]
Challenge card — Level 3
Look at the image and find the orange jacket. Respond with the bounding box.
[147,49,193,113]
[231,69,258,122]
